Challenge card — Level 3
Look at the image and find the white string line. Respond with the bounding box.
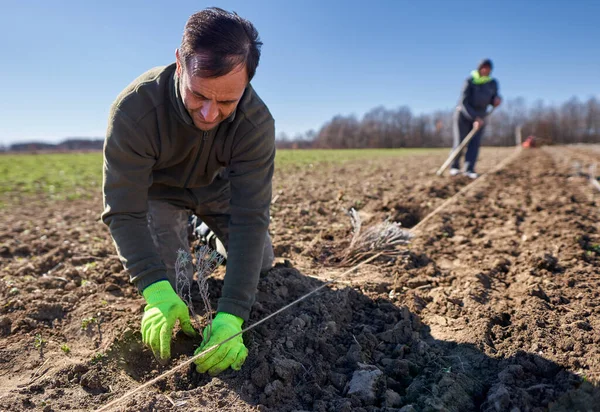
[412,148,522,234]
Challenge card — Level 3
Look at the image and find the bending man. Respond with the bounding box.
[102,8,275,375]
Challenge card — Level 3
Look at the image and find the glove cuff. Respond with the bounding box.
[215,312,244,329]
[142,280,178,304]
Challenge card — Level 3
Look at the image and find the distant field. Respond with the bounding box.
[0,148,444,201]
[275,147,444,166]
[0,153,103,201]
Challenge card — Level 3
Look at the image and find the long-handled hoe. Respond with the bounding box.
[436,109,495,176]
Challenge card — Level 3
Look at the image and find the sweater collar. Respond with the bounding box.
[470,70,493,85]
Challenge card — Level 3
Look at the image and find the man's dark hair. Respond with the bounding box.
[179,8,262,81]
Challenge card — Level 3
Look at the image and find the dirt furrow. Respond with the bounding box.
[1,147,598,411]
[404,148,600,409]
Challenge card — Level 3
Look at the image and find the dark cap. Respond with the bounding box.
[478,59,493,70]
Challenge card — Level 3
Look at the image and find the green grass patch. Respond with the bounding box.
[0,152,102,200]
[0,148,443,201]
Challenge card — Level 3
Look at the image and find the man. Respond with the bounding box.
[450,59,501,178]
[102,8,275,376]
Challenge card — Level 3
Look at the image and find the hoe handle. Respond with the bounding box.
[436,109,495,176]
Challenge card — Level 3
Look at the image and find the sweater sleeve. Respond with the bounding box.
[101,108,168,291]
[491,79,500,104]
[216,117,275,321]
[459,79,477,120]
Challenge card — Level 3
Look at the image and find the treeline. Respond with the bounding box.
[4,96,599,152]
[277,96,600,149]
[0,138,104,153]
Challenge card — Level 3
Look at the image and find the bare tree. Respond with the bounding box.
[279,95,600,150]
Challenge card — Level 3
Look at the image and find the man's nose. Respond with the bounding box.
[201,101,219,122]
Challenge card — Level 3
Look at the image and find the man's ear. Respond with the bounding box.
[175,49,182,76]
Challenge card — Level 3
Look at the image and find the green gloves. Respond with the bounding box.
[141,280,197,360]
[194,312,248,376]
[140,282,248,374]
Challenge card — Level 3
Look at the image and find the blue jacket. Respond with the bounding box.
[458,72,500,119]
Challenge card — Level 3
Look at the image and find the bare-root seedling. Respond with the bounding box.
[175,245,224,342]
[175,250,194,313]
[341,208,414,266]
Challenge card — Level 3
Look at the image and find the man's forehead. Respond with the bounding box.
[186,73,246,100]
[184,56,247,98]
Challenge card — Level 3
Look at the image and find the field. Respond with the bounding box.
[1,146,599,411]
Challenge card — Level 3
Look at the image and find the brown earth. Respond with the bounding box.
[0,146,599,411]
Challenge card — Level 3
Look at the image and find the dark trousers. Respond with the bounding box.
[451,110,485,173]
[146,178,274,292]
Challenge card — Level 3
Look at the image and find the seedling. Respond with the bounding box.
[81,317,97,330]
[91,352,106,364]
[34,334,46,350]
[175,245,224,343]
[61,344,71,354]
[34,333,47,358]
[342,208,413,265]
[84,262,97,271]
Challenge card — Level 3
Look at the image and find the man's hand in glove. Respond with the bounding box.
[194,312,248,376]
[141,280,197,361]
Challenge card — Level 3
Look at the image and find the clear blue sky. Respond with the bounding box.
[1,0,598,144]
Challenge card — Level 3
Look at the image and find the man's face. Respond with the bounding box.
[176,51,248,131]
[479,66,491,77]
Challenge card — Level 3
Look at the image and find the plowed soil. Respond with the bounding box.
[1,147,599,411]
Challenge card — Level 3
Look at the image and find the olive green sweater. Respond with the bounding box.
[102,63,275,320]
